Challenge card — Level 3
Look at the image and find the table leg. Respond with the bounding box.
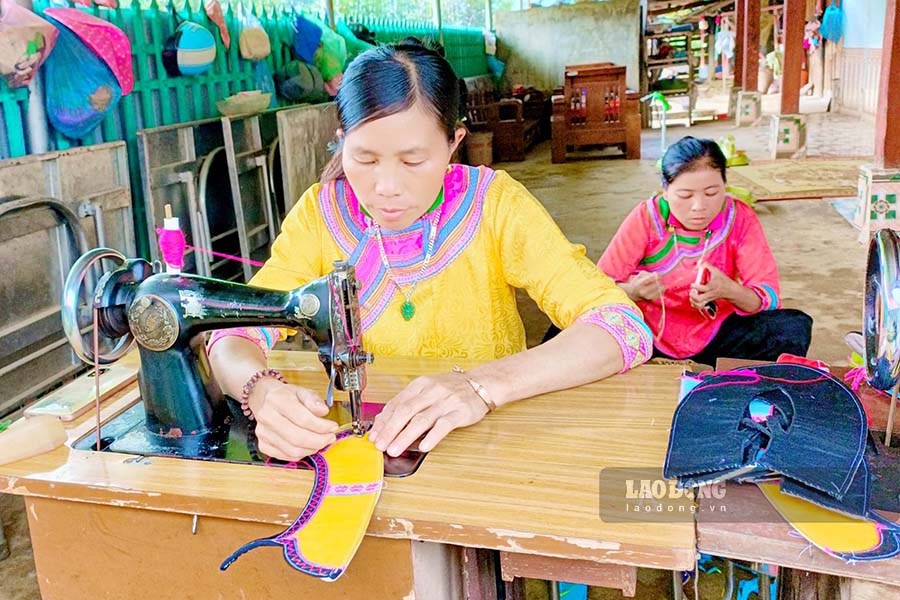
[673,571,685,600]
[0,523,9,561]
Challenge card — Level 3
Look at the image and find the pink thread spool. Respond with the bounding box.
[157,204,186,274]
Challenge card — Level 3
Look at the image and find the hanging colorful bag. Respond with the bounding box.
[277,59,328,104]
[163,19,216,77]
[292,14,322,64]
[239,9,270,60]
[43,7,133,95]
[820,0,845,43]
[0,0,58,89]
[43,12,122,139]
[313,18,346,83]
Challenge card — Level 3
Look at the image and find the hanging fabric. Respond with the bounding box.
[43,12,122,139]
[204,0,230,50]
[820,0,845,43]
[44,7,133,95]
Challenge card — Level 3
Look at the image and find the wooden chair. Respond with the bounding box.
[493,97,542,162]
[462,75,545,163]
[461,76,499,166]
[551,63,641,163]
[466,87,499,132]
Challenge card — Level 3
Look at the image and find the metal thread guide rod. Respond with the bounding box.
[93,307,101,452]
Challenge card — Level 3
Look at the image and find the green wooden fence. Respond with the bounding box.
[352,16,489,78]
[0,2,488,255]
[0,83,30,158]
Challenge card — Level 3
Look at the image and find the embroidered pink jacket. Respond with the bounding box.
[599,194,781,359]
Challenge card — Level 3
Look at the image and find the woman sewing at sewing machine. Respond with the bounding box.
[592,136,812,367]
[207,39,652,462]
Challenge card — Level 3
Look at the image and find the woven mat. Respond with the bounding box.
[728,158,867,201]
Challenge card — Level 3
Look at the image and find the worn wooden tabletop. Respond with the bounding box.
[0,352,694,569]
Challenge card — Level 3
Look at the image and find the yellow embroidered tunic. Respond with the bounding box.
[213,165,651,369]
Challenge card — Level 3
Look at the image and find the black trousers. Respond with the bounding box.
[543,309,813,367]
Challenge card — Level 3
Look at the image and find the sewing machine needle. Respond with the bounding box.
[349,390,363,436]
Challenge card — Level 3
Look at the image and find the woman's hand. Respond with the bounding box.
[689,264,739,310]
[367,372,490,457]
[248,378,339,461]
[622,271,664,302]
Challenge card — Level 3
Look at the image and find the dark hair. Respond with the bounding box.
[660,136,727,187]
[320,39,461,182]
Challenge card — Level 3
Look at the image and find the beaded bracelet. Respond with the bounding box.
[240,368,286,420]
[452,365,497,413]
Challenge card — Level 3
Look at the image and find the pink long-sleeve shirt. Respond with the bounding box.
[599,194,781,359]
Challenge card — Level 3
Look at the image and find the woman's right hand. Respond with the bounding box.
[623,271,664,302]
[247,378,339,461]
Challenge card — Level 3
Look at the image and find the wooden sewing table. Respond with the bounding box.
[0,353,692,599]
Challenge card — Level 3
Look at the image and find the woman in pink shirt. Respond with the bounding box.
[584,137,810,367]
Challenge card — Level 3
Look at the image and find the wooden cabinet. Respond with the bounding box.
[551,63,641,163]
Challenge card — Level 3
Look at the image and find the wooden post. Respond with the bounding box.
[742,0,760,92]
[325,0,335,29]
[734,0,745,86]
[780,0,805,113]
[875,0,900,169]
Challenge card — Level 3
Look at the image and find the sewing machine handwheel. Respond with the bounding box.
[865,229,900,391]
[61,247,136,366]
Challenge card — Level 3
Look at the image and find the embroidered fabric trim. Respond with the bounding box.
[207,326,279,358]
[577,304,653,372]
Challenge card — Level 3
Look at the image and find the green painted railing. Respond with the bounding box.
[0,3,487,255]
[350,16,488,78]
[0,82,31,159]
[11,0,307,254]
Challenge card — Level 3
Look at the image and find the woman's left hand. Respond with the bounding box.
[689,264,739,309]
[367,372,490,457]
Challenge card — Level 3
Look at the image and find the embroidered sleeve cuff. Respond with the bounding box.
[207,326,279,358]
[737,284,779,315]
[577,304,653,373]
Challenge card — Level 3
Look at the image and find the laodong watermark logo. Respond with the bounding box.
[599,468,729,523]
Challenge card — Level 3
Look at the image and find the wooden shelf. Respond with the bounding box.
[644,30,696,40]
[643,27,699,125]
[647,57,691,66]
[651,87,693,96]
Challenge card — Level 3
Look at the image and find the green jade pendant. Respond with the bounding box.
[401,300,416,321]
[368,189,444,324]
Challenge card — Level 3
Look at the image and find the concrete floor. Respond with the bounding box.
[0,110,876,600]
[511,113,873,364]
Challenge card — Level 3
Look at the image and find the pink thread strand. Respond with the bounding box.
[693,370,829,392]
[156,227,265,268]
[186,244,265,267]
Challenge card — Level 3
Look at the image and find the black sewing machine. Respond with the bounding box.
[60,248,425,476]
